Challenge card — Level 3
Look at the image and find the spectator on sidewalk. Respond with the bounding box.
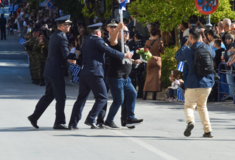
[0,14,7,40]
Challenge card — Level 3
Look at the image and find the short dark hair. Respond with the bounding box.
[189,28,201,41]
[150,27,159,36]
[181,21,188,29]
[214,40,221,47]
[207,29,216,37]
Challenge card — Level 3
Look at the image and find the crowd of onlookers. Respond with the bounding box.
[4,1,234,102]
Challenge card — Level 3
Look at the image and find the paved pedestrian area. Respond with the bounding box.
[1,29,235,160]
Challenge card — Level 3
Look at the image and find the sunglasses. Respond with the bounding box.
[64,24,71,26]
[109,26,117,29]
[119,30,130,34]
[226,38,232,40]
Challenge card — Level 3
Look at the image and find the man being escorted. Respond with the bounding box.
[175,28,215,138]
[68,23,133,130]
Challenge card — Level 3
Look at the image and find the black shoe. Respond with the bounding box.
[127,126,135,129]
[97,123,104,129]
[28,116,39,129]
[68,126,79,130]
[53,124,68,130]
[152,92,157,100]
[121,119,126,127]
[203,132,213,138]
[39,81,45,86]
[143,92,147,100]
[184,122,194,137]
[104,121,121,130]
[35,79,39,85]
[85,120,99,129]
[126,118,144,127]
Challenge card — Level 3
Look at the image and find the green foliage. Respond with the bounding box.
[128,0,235,32]
[53,0,85,20]
[160,46,179,88]
[80,0,112,21]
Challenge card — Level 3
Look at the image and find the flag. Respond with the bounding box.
[73,76,79,83]
[177,61,184,72]
[72,65,80,77]
[18,38,25,45]
[119,0,130,14]
[177,87,185,102]
[69,63,75,72]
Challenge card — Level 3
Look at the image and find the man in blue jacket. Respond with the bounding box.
[28,15,80,130]
[175,28,215,138]
[68,23,133,129]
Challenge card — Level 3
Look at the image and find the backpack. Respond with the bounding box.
[193,44,214,76]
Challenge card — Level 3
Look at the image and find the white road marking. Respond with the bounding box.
[112,131,179,160]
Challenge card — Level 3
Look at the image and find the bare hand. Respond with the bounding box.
[124,53,133,59]
[185,39,189,46]
[118,22,125,29]
[135,59,142,64]
[68,59,76,65]
[227,62,232,66]
[75,50,81,57]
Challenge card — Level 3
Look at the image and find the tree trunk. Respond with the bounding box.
[174,27,180,47]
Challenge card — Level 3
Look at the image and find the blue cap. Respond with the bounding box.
[55,15,72,24]
[87,22,103,30]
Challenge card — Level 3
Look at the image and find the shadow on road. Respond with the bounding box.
[54,134,235,141]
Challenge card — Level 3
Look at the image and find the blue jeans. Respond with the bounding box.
[226,71,235,96]
[106,77,136,122]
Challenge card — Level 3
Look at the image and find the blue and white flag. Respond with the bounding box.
[18,38,25,45]
[119,0,130,14]
[177,61,184,72]
[177,87,185,102]
[69,63,75,72]
[72,65,80,77]
[73,76,79,83]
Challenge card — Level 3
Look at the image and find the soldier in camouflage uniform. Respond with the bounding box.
[37,32,48,86]
[32,30,41,85]
[25,30,37,84]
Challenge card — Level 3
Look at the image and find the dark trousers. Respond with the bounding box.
[96,65,109,124]
[1,27,6,40]
[129,63,146,97]
[30,76,66,124]
[69,76,108,127]
[169,88,175,98]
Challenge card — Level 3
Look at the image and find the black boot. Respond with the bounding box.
[39,79,45,86]
[143,92,147,100]
[152,92,157,100]
[35,79,39,85]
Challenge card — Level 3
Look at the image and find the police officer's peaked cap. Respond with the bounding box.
[55,15,72,24]
[105,19,119,27]
[87,22,103,30]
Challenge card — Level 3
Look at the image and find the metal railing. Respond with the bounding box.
[217,62,235,104]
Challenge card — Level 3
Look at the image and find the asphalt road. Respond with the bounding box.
[0,14,235,160]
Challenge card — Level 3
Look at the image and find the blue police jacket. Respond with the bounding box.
[44,29,76,78]
[80,34,125,77]
[175,42,215,89]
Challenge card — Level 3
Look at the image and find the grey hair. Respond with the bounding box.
[223,18,231,27]
[90,29,101,34]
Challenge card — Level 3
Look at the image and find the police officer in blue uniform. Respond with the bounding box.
[28,15,80,130]
[68,23,133,129]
